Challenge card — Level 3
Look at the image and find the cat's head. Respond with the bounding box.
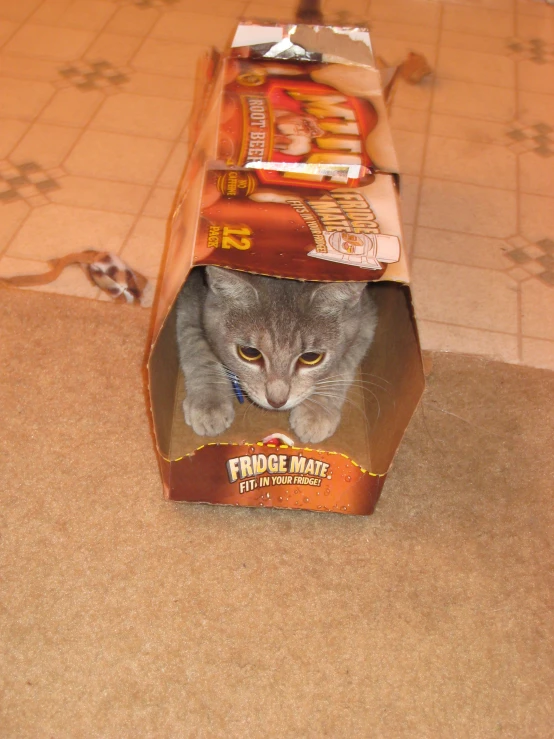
[202,266,371,411]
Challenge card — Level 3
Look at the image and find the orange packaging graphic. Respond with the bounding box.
[194,168,402,282]
[218,59,376,188]
[147,23,425,515]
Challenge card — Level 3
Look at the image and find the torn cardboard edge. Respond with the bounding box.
[147,21,426,515]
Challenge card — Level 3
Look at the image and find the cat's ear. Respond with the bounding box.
[311,281,366,313]
[205,266,257,303]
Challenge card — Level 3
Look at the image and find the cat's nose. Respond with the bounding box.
[266,379,289,409]
[267,397,286,409]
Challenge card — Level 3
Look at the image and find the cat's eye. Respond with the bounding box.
[237,345,262,362]
[298,352,324,366]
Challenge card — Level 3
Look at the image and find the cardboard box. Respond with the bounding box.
[148,23,425,515]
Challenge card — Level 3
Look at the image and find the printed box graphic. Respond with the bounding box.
[147,23,424,515]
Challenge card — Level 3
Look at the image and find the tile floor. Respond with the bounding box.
[0,0,553,370]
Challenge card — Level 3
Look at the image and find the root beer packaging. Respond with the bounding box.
[148,23,425,515]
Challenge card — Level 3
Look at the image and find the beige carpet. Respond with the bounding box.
[1,289,552,738]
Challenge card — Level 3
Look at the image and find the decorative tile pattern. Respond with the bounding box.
[58,60,131,91]
[0,161,60,205]
[504,236,554,286]
[501,122,554,156]
[0,0,552,371]
[506,37,554,64]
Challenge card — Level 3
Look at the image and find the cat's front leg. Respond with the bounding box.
[176,274,235,437]
[289,399,341,444]
[289,368,354,444]
[183,380,235,437]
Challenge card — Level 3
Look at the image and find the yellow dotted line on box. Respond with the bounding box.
[163,441,383,477]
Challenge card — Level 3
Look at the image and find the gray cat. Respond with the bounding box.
[176,267,377,444]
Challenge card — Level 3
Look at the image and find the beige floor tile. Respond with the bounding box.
[505,265,531,282]
[0,78,54,120]
[392,129,426,176]
[143,187,176,219]
[84,32,143,67]
[521,337,554,371]
[424,136,516,189]
[388,105,428,134]
[0,255,101,299]
[521,280,554,341]
[391,77,434,111]
[0,54,61,81]
[429,114,507,144]
[90,94,192,140]
[0,0,42,23]
[122,72,195,101]
[369,19,439,45]
[445,0,514,11]
[516,0,552,16]
[417,320,519,363]
[104,5,159,36]
[29,0,78,24]
[323,0,369,21]
[517,60,554,96]
[402,222,413,257]
[370,37,437,67]
[4,24,95,60]
[157,142,189,189]
[245,2,298,22]
[120,216,168,280]
[418,179,517,238]
[0,119,29,158]
[0,18,18,45]
[399,174,419,225]
[411,258,518,334]
[519,151,554,198]
[179,0,247,17]
[518,91,554,123]
[131,39,209,79]
[433,79,515,122]
[413,227,511,270]
[10,123,82,168]
[48,176,149,214]
[65,130,173,185]
[244,0,298,7]
[150,11,237,46]
[436,47,515,89]
[439,30,509,56]
[519,193,554,242]
[370,0,440,26]
[31,0,116,30]
[39,87,104,128]
[7,203,135,259]
[516,13,554,40]
[0,201,31,251]
[443,5,515,38]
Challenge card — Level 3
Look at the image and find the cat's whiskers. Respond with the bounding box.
[304,396,335,418]
[315,376,390,393]
[321,371,391,386]
[315,379,391,398]
[310,389,381,421]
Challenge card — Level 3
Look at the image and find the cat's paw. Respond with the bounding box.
[183,394,234,436]
[289,402,341,444]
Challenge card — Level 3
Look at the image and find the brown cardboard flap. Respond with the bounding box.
[148,308,178,459]
[364,283,425,472]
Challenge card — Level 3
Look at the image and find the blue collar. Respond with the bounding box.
[229,373,245,403]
